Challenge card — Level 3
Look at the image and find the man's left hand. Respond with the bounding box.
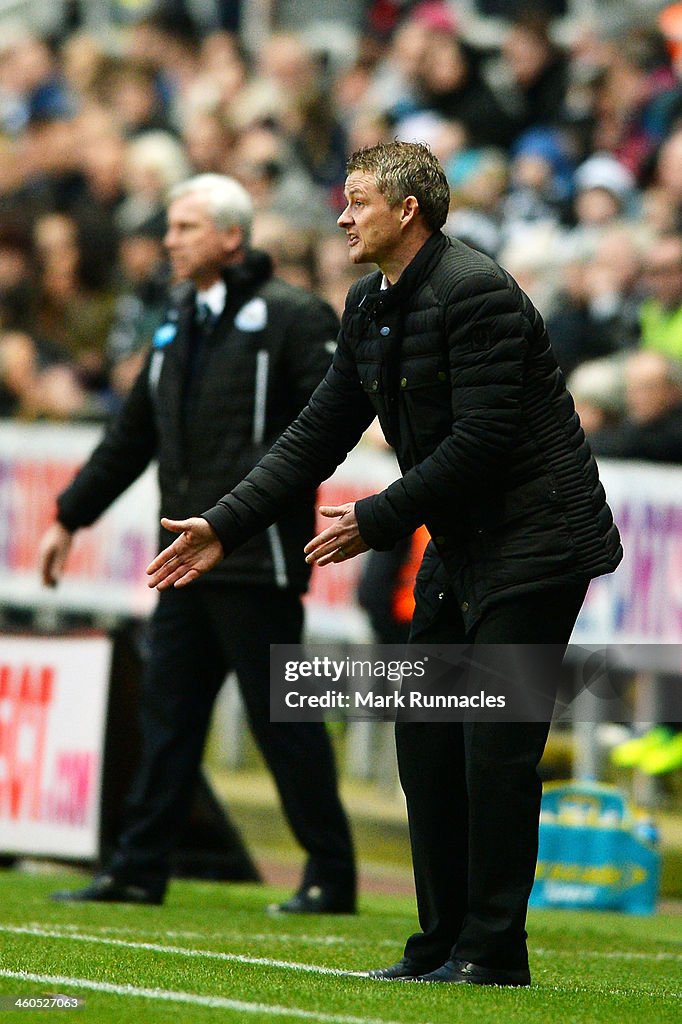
[304,503,369,566]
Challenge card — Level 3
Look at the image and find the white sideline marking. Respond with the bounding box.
[29,921,397,948]
[0,971,409,1024]
[5,923,682,968]
[0,924,352,976]
[9,921,679,958]
[535,947,682,962]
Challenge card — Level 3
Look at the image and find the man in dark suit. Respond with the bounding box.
[146,143,622,985]
[39,173,356,913]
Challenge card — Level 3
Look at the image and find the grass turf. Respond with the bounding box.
[0,872,679,1024]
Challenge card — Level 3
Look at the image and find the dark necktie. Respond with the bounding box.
[186,302,217,390]
[196,301,218,334]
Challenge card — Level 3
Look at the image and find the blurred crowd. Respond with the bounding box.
[0,0,681,465]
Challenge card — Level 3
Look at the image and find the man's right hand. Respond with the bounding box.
[39,522,73,587]
[146,516,224,590]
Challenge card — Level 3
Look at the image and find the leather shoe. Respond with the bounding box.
[361,958,428,980]
[267,885,355,915]
[417,959,531,986]
[51,874,164,906]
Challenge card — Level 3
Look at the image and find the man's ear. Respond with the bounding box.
[222,224,245,259]
[400,195,419,227]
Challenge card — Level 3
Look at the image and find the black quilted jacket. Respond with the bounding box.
[203,232,623,626]
[57,251,338,592]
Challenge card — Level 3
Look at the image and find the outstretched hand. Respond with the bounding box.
[146,517,224,590]
[39,522,73,588]
[304,503,369,567]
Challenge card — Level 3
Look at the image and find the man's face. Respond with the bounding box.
[164,192,240,285]
[643,237,682,309]
[625,356,679,424]
[337,172,404,267]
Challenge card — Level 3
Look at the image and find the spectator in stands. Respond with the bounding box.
[116,130,191,242]
[106,213,169,403]
[101,58,173,139]
[230,123,333,230]
[638,232,682,360]
[567,356,626,435]
[497,223,563,319]
[501,126,574,241]
[60,31,109,107]
[589,350,682,462]
[406,29,516,149]
[250,212,318,291]
[122,14,201,115]
[0,31,74,135]
[20,106,82,214]
[344,108,394,162]
[0,330,93,422]
[589,26,676,179]
[68,111,127,270]
[487,9,569,135]
[32,211,116,392]
[39,172,356,913]
[181,110,233,174]
[650,126,682,224]
[258,32,348,195]
[0,137,25,218]
[72,111,127,226]
[563,152,637,259]
[0,219,37,334]
[363,10,432,119]
[547,225,644,376]
[445,148,508,257]
[0,331,39,418]
[183,34,245,128]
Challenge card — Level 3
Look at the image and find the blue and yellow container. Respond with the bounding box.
[530,781,661,914]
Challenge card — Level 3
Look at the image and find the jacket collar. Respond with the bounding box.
[221,248,273,293]
[358,231,450,318]
[175,249,274,312]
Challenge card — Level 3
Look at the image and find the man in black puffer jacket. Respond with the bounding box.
[39,173,356,913]
[147,145,622,985]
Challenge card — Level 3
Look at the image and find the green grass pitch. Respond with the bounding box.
[0,872,679,1023]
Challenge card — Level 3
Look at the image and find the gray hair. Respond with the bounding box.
[169,174,254,244]
[127,131,191,192]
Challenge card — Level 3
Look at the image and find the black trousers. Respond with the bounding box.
[399,581,588,970]
[109,584,355,899]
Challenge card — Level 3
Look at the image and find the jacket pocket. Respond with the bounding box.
[397,354,449,391]
[410,541,453,639]
[357,362,384,395]
[399,356,452,453]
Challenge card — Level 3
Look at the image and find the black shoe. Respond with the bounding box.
[50,874,164,906]
[361,958,427,980]
[417,959,531,987]
[267,885,356,915]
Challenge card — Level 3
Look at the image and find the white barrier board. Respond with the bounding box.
[0,422,681,653]
[0,635,111,858]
